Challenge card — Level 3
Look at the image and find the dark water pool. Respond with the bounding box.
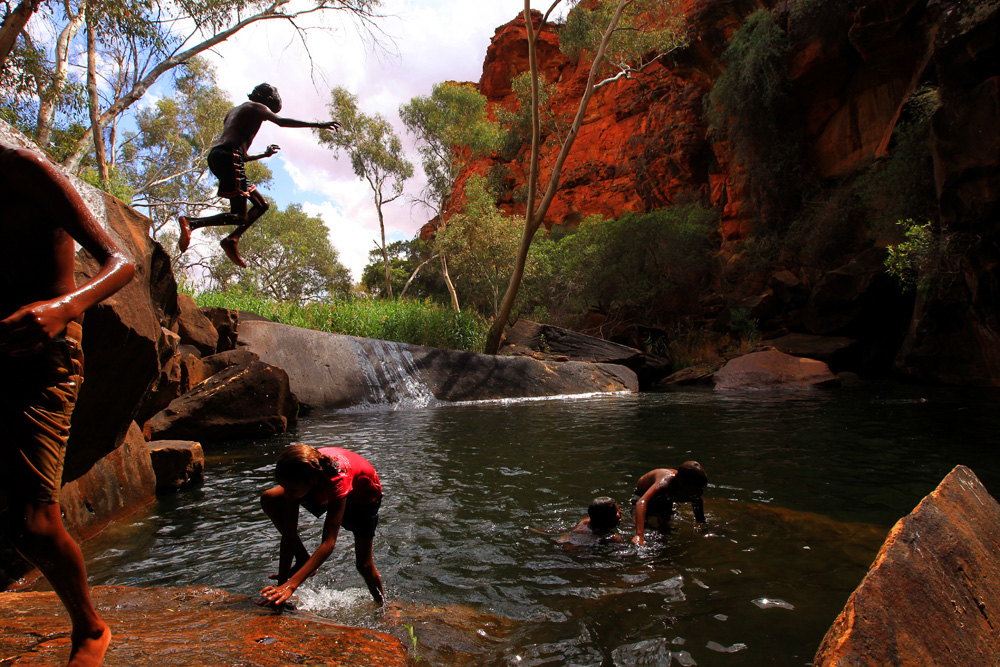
[78,384,1000,666]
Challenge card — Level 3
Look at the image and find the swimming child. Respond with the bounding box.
[571,496,624,542]
[259,444,385,607]
[631,461,707,546]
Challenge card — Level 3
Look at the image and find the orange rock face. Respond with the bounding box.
[814,465,1000,667]
[448,1,941,238]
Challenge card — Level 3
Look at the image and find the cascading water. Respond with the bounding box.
[351,338,438,408]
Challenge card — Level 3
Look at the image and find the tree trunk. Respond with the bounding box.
[400,253,439,299]
[0,0,42,72]
[85,0,108,181]
[441,255,460,311]
[484,0,630,354]
[377,204,393,299]
[36,3,85,148]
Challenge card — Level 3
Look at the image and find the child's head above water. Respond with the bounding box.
[675,461,708,496]
[587,496,622,533]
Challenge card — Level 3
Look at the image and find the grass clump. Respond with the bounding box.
[192,290,489,352]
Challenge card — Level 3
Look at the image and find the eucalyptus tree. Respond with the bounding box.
[202,202,351,302]
[483,0,687,354]
[317,86,413,299]
[400,82,501,311]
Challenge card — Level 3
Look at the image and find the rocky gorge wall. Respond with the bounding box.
[444,0,1000,386]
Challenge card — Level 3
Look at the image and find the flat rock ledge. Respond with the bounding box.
[238,320,638,410]
[814,465,1000,666]
[0,585,411,666]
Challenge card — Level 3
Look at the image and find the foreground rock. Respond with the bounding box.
[148,440,205,492]
[814,466,1000,667]
[145,360,298,441]
[0,585,412,666]
[712,349,840,390]
[238,320,638,410]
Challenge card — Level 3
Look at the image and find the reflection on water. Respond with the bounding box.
[78,384,1000,666]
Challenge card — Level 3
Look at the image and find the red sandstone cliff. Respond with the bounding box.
[439,0,1000,385]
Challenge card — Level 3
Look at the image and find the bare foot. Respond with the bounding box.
[220,237,247,268]
[178,216,191,252]
[68,624,111,667]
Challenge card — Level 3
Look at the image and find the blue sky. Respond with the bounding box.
[194,0,570,280]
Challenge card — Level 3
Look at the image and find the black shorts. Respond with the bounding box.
[302,496,382,540]
[207,145,255,198]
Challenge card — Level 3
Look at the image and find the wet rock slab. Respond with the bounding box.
[814,465,1000,667]
[0,585,412,666]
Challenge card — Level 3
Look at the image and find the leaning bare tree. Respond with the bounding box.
[483,0,686,354]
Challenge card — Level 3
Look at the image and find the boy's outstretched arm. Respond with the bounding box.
[0,148,135,353]
[260,497,346,607]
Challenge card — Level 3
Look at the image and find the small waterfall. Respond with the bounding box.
[351,339,438,409]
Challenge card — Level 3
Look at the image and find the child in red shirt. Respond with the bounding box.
[259,444,385,606]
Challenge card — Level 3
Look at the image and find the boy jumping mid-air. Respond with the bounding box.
[177,83,340,268]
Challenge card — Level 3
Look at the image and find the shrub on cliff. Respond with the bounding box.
[524,202,718,326]
[705,9,805,230]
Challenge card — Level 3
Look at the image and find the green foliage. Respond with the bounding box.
[193,291,488,352]
[399,82,501,216]
[523,203,718,326]
[559,0,687,78]
[727,307,760,342]
[360,238,445,301]
[705,9,802,227]
[495,71,566,160]
[202,203,351,302]
[435,175,523,317]
[77,165,136,202]
[885,219,935,291]
[854,86,939,237]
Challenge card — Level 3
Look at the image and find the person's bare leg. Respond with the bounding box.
[354,535,385,606]
[221,191,269,268]
[11,502,110,666]
[178,216,191,252]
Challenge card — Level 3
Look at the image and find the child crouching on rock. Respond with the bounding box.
[259,444,385,607]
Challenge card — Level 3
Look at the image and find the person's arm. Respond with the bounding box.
[632,486,659,546]
[246,144,280,161]
[0,149,135,352]
[261,107,340,132]
[692,497,706,524]
[260,496,346,607]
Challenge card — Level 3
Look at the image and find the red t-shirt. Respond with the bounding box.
[315,447,382,505]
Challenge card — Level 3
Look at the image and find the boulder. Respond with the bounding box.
[712,349,840,390]
[174,293,218,356]
[814,465,1000,667]
[766,332,857,371]
[200,306,239,353]
[145,360,297,442]
[135,352,183,426]
[500,319,670,386]
[658,363,719,387]
[0,585,412,666]
[178,349,261,394]
[147,440,204,493]
[238,320,638,410]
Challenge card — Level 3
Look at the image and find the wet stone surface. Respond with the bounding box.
[0,585,412,666]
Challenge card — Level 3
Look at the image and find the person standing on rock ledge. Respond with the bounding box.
[176,83,341,268]
[259,444,386,607]
[0,139,136,667]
